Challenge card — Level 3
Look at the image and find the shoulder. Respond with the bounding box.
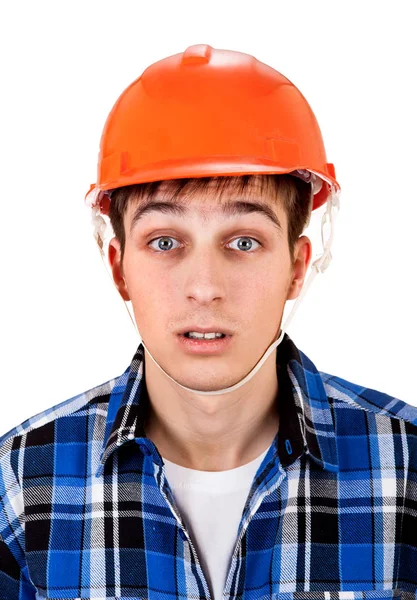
[0,374,120,462]
[320,370,417,428]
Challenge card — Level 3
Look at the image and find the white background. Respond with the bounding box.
[1,0,416,437]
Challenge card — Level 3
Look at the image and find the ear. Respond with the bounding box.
[287,236,312,301]
[108,237,130,301]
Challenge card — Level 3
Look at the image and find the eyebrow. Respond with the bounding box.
[129,199,283,235]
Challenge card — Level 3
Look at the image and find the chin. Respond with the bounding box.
[174,368,239,393]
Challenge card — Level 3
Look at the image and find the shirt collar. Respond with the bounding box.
[275,335,339,472]
[95,334,339,478]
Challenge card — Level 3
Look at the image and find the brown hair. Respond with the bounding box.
[108,174,312,265]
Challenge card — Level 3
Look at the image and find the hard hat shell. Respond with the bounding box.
[85,44,340,213]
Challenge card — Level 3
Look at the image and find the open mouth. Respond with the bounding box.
[183,333,227,339]
[177,332,232,354]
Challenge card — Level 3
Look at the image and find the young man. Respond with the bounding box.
[1,45,416,600]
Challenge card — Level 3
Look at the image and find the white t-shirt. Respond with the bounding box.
[162,447,270,600]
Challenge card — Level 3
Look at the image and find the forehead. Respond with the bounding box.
[124,176,288,233]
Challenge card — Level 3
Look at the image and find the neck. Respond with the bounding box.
[143,350,280,471]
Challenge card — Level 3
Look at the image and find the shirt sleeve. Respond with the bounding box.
[0,537,36,599]
[0,437,37,599]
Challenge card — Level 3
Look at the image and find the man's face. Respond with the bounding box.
[109,178,311,392]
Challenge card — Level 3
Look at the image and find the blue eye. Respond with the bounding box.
[148,237,180,252]
[148,236,261,253]
[228,237,260,252]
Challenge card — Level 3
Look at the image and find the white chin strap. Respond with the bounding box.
[91,187,340,396]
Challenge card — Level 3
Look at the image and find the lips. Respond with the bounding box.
[178,326,233,336]
[183,332,226,339]
[176,330,233,354]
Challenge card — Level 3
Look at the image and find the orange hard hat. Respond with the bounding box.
[85,44,340,213]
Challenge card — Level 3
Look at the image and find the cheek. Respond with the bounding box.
[249,259,291,295]
[124,259,179,319]
[227,261,292,323]
[248,275,288,314]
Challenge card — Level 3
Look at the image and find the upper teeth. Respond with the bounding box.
[187,332,224,339]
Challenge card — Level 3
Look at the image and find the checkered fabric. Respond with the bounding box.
[1,333,416,599]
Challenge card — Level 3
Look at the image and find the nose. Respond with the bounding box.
[183,245,227,305]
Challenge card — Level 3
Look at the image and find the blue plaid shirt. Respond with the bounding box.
[1,333,416,600]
